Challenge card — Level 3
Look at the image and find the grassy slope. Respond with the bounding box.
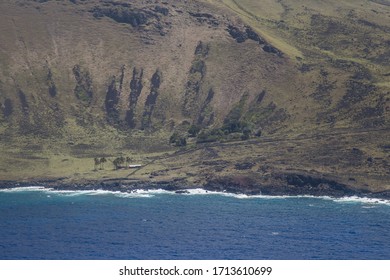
[0,0,389,192]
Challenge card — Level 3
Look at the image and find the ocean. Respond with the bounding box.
[0,187,389,260]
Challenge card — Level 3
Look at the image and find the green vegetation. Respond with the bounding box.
[72,65,93,106]
[0,0,388,193]
[93,155,141,171]
[94,157,107,170]
[188,124,201,137]
[196,128,224,143]
[169,132,187,147]
[113,157,125,170]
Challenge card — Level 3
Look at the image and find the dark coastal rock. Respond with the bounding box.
[204,175,262,195]
[175,190,190,194]
[1,171,388,199]
[366,190,390,199]
[203,172,367,197]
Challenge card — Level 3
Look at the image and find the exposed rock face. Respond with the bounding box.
[188,11,219,26]
[227,25,247,43]
[92,6,151,27]
[245,27,265,44]
[227,25,281,55]
[262,44,282,55]
[91,2,170,35]
[155,6,169,16]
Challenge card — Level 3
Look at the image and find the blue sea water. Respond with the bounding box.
[0,187,389,260]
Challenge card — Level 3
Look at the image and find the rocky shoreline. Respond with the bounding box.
[1,173,389,200]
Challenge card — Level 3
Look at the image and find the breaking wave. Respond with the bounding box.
[0,186,389,205]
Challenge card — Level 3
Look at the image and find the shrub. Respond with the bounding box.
[196,128,223,143]
[188,124,201,137]
[254,129,262,137]
[241,127,251,140]
[169,132,187,146]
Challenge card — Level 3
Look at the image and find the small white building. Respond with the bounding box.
[128,164,142,168]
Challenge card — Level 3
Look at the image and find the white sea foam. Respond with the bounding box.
[197,192,390,205]
[182,188,288,199]
[1,186,389,205]
[49,189,156,198]
[132,189,172,195]
[0,186,48,192]
[362,205,377,209]
[234,194,290,199]
[333,196,390,205]
[43,189,114,197]
[113,188,173,198]
[116,192,154,198]
[0,187,155,198]
[184,188,220,195]
[276,194,390,205]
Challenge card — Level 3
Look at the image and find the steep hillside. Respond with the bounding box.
[0,0,389,194]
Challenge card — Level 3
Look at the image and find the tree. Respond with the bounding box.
[113,158,120,170]
[241,127,251,140]
[254,129,262,137]
[188,124,201,137]
[169,132,179,144]
[169,132,187,146]
[100,157,107,169]
[113,157,125,170]
[196,128,224,143]
[126,157,132,168]
[94,157,100,171]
